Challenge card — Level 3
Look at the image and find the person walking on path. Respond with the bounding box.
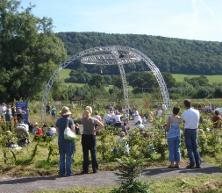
[56,106,76,177]
[182,99,201,169]
[165,107,182,168]
[81,106,104,174]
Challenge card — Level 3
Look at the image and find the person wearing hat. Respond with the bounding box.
[81,107,104,174]
[56,106,75,177]
[85,106,92,114]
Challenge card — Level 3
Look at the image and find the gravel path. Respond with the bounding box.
[0,164,221,193]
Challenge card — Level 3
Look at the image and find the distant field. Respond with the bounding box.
[59,69,84,86]
[59,70,222,85]
[172,74,222,84]
[59,68,71,82]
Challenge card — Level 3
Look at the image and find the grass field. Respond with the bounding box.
[172,74,222,84]
[58,69,85,87]
[58,69,72,85]
[60,70,222,84]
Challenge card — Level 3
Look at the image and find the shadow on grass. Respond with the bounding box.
[142,166,222,176]
[0,175,57,185]
[179,166,222,174]
[142,167,178,176]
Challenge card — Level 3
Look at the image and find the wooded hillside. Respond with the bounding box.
[57,32,222,74]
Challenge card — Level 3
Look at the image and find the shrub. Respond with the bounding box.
[111,157,151,193]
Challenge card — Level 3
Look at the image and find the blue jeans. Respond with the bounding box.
[184,129,200,166]
[58,141,75,176]
[167,137,180,162]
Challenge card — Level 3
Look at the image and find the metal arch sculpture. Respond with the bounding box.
[41,46,170,122]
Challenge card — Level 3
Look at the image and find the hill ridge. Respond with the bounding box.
[57,32,222,75]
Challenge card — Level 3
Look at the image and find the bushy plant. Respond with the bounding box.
[97,129,117,162]
[111,157,151,193]
[151,118,167,160]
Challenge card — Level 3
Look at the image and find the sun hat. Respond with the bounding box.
[85,106,92,114]
[60,106,72,116]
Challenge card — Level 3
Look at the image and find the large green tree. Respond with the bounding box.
[0,0,66,102]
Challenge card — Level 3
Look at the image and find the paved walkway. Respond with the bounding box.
[0,164,221,193]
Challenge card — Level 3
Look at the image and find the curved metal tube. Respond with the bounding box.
[41,46,170,122]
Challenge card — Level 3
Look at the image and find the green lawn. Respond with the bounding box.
[172,74,222,84]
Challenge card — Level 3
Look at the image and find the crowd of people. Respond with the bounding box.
[1,100,221,177]
[0,102,57,148]
[55,100,222,176]
[103,107,150,132]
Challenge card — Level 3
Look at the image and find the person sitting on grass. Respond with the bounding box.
[211,110,222,129]
[34,122,44,139]
[46,125,57,137]
[165,107,182,168]
[16,113,30,146]
[114,111,122,127]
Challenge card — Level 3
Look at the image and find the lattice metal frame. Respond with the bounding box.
[41,46,170,122]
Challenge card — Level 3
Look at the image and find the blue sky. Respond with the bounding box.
[20,0,222,42]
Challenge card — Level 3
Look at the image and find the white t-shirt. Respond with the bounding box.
[182,108,200,129]
[134,114,143,124]
[16,123,29,133]
[114,114,122,123]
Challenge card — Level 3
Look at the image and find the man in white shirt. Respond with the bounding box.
[182,99,201,169]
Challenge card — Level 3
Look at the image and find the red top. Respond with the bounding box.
[35,127,44,136]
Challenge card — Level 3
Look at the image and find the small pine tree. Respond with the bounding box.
[111,157,151,193]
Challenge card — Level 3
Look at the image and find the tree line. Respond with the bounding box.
[57,32,222,75]
[60,70,222,101]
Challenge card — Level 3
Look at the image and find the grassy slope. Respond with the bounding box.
[172,74,222,84]
[58,69,72,86]
[59,69,71,81]
[59,69,85,87]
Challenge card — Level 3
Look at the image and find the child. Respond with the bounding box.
[165,107,181,168]
[34,123,44,139]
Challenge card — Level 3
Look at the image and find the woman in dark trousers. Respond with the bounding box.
[81,107,104,174]
[56,106,75,177]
